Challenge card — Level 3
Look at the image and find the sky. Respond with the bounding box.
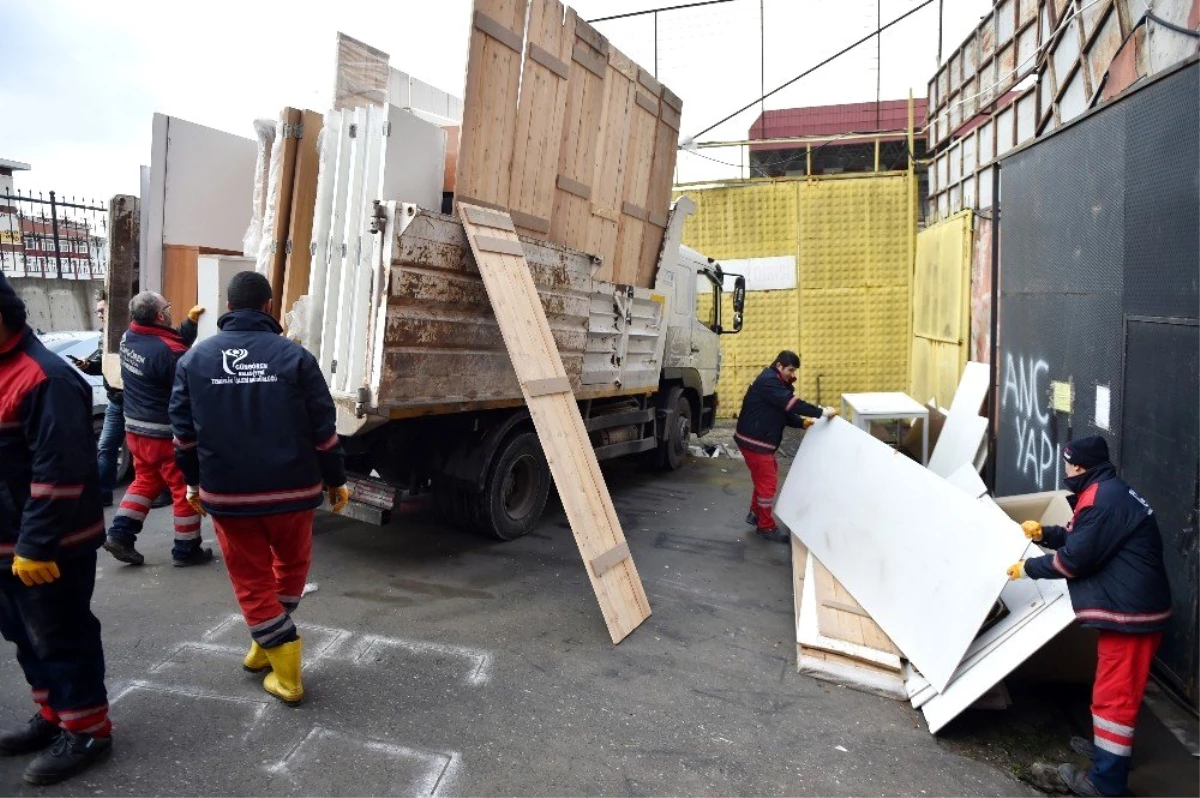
[0,0,995,201]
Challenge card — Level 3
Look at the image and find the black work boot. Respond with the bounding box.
[0,714,60,756]
[173,547,214,568]
[103,537,144,566]
[755,527,789,544]
[22,730,111,785]
[745,512,756,526]
[1058,763,1101,797]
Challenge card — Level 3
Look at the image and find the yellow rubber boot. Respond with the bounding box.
[262,638,304,706]
[243,641,270,673]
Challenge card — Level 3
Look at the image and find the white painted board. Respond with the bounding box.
[948,361,991,416]
[945,463,989,499]
[195,256,256,342]
[695,256,796,292]
[154,114,257,251]
[381,106,446,211]
[927,411,989,478]
[776,418,1029,692]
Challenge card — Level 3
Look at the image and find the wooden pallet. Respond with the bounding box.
[456,0,682,288]
[459,201,651,644]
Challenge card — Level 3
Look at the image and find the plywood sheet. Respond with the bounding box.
[161,244,199,316]
[459,202,651,643]
[334,33,389,110]
[776,417,1028,692]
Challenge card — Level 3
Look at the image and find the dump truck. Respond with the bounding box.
[298,195,744,539]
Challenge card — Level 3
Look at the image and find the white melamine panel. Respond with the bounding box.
[776,418,1029,692]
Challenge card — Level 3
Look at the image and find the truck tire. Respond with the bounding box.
[475,431,551,541]
[655,388,692,471]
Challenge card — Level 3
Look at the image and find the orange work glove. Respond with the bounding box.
[187,306,206,323]
[801,417,816,429]
[12,556,60,587]
[1021,520,1043,541]
[328,485,350,514]
[186,485,206,517]
[1006,560,1026,580]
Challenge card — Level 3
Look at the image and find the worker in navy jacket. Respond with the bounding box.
[170,271,348,707]
[734,351,833,542]
[0,273,112,785]
[1009,435,1172,798]
[103,292,210,567]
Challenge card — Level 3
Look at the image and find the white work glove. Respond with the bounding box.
[822,406,839,419]
[186,485,206,517]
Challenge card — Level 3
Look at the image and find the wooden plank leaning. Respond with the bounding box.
[458,201,652,644]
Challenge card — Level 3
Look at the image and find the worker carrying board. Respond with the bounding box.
[169,271,349,706]
[1008,435,1173,798]
[103,291,211,567]
[0,273,113,785]
[734,351,835,542]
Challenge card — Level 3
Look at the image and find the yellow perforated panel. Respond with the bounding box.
[683,174,915,417]
[909,210,974,408]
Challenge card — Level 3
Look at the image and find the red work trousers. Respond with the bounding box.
[1088,630,1163,795]
[110,433,202,558]
[740,447,779,531]
[210,510,314,648]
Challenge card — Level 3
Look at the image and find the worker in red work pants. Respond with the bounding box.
[1010,435,1173,797]
[170,272,348,706]
[733,351,833,543]
[109,434,203,564]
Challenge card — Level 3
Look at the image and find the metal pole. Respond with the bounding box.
[760,0,765,119]
[937,0,944,65]
[654,11,658,77]
[986,163,1001,493]
[49,190,64,279]
[876,0,882,130]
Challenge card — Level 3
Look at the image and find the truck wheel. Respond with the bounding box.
[475,431,550,541]
[656,388,692,471]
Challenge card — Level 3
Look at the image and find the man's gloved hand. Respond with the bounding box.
[1021,520,1043,541]
[1006,560,1026,580]
[186,485,206,517]
[822,406,839,419]
[801,417,816,429]
[187,306,206,323]
[12,556,60,587]
[328,485,350,514]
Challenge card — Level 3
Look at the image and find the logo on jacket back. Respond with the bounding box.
[213,348,276,385]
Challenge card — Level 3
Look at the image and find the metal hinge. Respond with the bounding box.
[285,240,293,255]
[281,122,304,139]
[348,123,358,139]
[369,200,387,235]
[382,120,391,137]
[309,241,318,257]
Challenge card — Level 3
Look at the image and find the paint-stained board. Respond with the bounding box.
[458,202,651,644]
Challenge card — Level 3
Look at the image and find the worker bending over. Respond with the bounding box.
[734,351,834,542]
[1009,435,1172,798]
[170,271,348,706]
[104,292,210,567]
[0,274,112,785]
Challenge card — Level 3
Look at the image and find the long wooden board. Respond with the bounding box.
[459,202,651,643]
[281,110,323,324]
[263,108,302,320]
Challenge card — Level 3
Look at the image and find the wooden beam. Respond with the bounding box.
[459,202,651,644]
[264,108,302,320]
[103,195,138,356]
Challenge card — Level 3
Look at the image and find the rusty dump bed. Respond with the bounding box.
[370,206,668,419]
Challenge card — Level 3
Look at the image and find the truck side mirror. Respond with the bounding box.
[725,275,745,335]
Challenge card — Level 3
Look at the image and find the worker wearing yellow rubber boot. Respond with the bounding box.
[169,271,349,706]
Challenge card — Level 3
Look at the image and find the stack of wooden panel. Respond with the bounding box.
[455,0,682,288]
[792,537,908,700]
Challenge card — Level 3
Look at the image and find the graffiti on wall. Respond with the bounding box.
[1002,352,1062,491]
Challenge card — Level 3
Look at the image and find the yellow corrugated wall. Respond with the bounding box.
[909,210,973,408]
[680,174,915,417]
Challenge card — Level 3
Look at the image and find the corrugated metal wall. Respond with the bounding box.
[681,174,914,417]
[909,210,973,408]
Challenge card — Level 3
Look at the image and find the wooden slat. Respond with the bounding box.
[551,15,607,254]
[281,109,323,325]
[456,0,527,211]
[813,558,902,657]
[265,108,302,320]
[586,46,635,282]
[460,203,516,231]
[613,83,656,285]
[590,541,630,577]
[474,235,524,256]
[508,0,572,240]
[524,375,572,396]
[473,9,524,54]
[459,202,651,644]
[635,90,682,287]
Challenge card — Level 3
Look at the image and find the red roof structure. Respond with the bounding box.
[749,99,929,151]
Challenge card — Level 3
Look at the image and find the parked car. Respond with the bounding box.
[39,330,132,483]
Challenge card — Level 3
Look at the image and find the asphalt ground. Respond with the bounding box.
[0,443,1193,796]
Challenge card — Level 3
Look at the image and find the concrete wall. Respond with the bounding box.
[11,277,103,334]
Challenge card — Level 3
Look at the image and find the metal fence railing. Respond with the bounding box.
[0,190,108,280]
